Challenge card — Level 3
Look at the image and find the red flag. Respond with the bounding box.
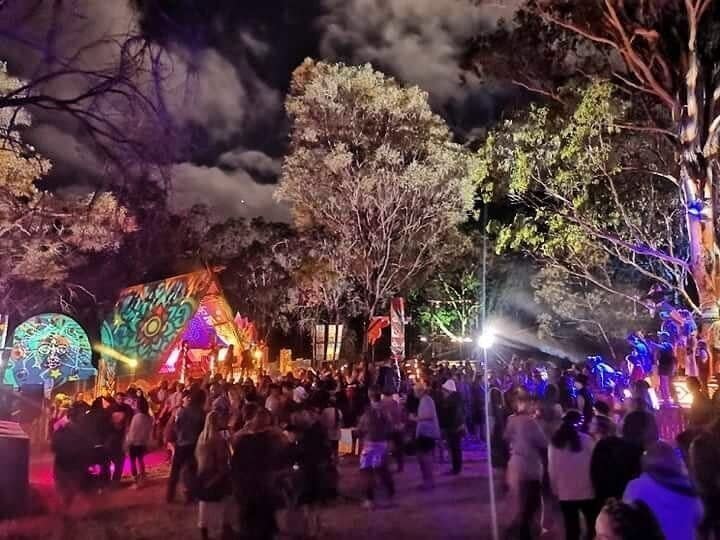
[367,316,390,345]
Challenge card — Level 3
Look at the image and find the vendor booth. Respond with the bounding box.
[96,269,244,394]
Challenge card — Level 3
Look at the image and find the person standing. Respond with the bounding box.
[504,390,548,540]
[623,442,703,540]
[125,397,153,488]
[440,378,465,475]
[107,392,133,486]
[549,410,597,540]
[574,375,594,431]
[167,390,206,503]
[381,389,405,473]
[195,411,232,540]
[320,393,343,464]
[690,430,720,540]
[264,384,282,419]
[232,408,288,540]
[656,332,676,404]
[413,380,441,490]
[357,385,395,509]
[695,340,711,391]
[589,415,641,506]
[595,499,665,540]
[52,403,92,511]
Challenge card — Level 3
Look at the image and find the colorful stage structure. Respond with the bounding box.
[96,269,244,395]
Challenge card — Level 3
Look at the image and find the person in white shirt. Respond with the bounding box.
[412,381,440,490]
[548,409,597,540]
[125,398,154,488]
[320,393,343,463]
[504,390,548,540]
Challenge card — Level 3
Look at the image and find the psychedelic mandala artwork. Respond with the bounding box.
[5,313,95,388]
[100,271,215,374]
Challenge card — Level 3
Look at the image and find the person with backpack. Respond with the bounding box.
[357,385,395,509]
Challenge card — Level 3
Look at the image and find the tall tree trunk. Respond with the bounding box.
[681,38,720,373]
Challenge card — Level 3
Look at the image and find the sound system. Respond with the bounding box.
[0,421,29,519]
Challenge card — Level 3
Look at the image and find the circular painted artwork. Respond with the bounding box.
[7,313,95,388]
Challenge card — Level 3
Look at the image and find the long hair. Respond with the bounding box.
[551,410,583,452]
[196,410,222,474]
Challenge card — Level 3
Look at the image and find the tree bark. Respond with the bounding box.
[680,34,720,374]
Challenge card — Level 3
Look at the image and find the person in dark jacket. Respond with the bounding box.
[232,408,289,540]
[107,393,133,485]
[167,390,206,503]
[574,374,594,431]
[52,403,92,510]
[289,404,334,505]
[440,379,465,475]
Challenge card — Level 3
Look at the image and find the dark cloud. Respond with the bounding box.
[170,162,289,222]
[1,0,521,223]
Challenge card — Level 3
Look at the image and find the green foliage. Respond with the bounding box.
[474,81,680,347]
[533,265,639,357]
[278,59,474,315]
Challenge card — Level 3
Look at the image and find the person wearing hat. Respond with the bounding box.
[623,441,703,540]
[440,378,465,475]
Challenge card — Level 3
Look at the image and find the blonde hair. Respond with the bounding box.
[195,410,223,474]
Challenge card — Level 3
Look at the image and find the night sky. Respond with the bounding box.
[0,0,521,222]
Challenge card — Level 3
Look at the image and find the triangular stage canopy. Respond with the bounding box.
[97,269,241,393]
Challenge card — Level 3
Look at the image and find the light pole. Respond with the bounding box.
[478,327,499,540]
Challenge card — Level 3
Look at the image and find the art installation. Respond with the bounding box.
[234,314,257,348]
[3,313,95,389]
[390,297,406,360]
[101,271,215,370]
[313,324,343,363]
[98,270,241,393]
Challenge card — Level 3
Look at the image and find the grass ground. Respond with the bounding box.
[1,444,563,540]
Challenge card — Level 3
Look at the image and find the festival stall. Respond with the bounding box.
[96,269,244,394]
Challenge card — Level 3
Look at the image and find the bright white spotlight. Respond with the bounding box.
[477,328,496,350]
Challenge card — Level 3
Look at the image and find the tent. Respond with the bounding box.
[97,269,242,394]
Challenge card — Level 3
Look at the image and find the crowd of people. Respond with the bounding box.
[48,355,720,540]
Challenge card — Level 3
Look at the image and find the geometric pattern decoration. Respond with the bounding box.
[100,270,216,374]
[234,313,257,350]
[98,269,241,392]
[3,313,95,389]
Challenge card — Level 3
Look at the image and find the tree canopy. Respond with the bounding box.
[277,59,474,322]
[0,61,135,317]
[470,0,720,348]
